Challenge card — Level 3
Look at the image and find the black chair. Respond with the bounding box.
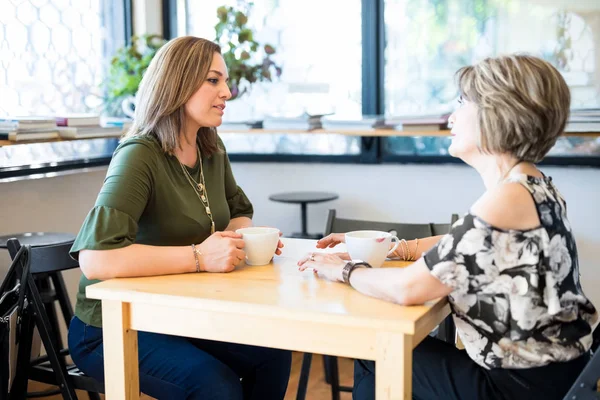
[4,238,103,399]
[562,324,600,400]
[296,210,459,400]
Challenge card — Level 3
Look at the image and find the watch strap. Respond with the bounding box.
[342,260,372,284]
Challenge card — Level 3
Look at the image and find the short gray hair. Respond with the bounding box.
[456,54,570,163]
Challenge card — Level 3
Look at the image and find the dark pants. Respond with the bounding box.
[353,336,589,400]
[68,316,291,400]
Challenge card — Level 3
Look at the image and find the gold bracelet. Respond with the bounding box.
[399,239,409,261]
[406,239,412,261]
[191,244,201,273]
[412,238,420,261]
[397,239,405,260]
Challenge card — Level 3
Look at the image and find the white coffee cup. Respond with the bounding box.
[344,230,400,268]
[236,227,280,266]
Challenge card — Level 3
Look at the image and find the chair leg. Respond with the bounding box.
[437,314,456,344]
[26,274,77,400]
[296,353,312,400]
[50,272,75,325]
[88,392,102,400]
[323,356,341,400]
[323,354,331,384]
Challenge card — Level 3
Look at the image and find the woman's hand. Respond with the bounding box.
[297,252,347,283]
[197,231,246,273]
[332,252,351,260]
[316,233,345,249]
[275,230,284,255]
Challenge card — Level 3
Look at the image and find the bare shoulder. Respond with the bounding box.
[471,182,541,230]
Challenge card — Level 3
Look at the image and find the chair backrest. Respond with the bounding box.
[430,213,460,236]
[6,239,78,275]
[324,209,459,239]
[562,323,600,400]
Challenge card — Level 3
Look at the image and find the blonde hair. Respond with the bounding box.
[456,54,570,163]
[124,36,222,157]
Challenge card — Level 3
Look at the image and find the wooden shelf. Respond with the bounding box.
[0,136,118,147]
[1,129,598,147]
[218,128,453,136]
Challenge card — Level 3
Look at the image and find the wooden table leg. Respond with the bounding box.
[376,333,412,399]
[102,300,140,399]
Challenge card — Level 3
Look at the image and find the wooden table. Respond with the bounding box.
[86,238,450,399]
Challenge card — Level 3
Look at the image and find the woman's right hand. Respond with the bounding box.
[316,233,345,249]
[197,231,246,273]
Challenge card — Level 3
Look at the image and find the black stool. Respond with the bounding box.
[269,192,339,239]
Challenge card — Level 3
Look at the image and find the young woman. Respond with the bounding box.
[68,36,290,400]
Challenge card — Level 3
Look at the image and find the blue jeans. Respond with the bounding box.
[68,316,291,400]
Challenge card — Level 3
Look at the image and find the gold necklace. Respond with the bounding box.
[178,146,215,234]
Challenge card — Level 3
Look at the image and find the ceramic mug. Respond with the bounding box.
[236,227,280,266]
[345,230,400,268]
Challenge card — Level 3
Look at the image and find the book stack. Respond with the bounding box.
[566,109,600,133]
[0,117,60,141]
[263,113,323,130]
[321,115,385,131]
[56,114,124,138]
[219,120,263,131]
[382,113,451,131]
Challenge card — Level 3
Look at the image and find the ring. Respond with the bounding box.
[309,253,315,262]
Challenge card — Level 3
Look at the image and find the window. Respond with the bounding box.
[165,0,600,165]
[181,0,363,156]
[383,0,600,162]
[0,0,129,116]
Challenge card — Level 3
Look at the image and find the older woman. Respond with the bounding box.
[299,54,598,400]
[68,36,290,400]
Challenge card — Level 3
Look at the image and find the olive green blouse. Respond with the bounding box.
[70,135,253,327]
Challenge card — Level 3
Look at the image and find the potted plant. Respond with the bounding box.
[102,34,167,117]
[215,2,282,101]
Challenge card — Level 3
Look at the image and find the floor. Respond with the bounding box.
[28,352,354,400]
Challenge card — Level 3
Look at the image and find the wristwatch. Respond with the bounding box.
[342,260,372,284]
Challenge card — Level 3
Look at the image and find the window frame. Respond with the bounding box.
[163,0,600,168]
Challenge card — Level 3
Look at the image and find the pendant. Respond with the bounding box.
[211,221,215,234]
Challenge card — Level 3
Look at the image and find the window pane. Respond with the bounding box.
[186,0,362,118]
[384,0,600,161]
[0,0,124,116]
[219,133,361,155]
[184,0,362,155]
[384,0,600,115]
[383,136,600,160]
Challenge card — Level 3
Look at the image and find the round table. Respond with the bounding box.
[0,232,75,248]
[269,191,339,239]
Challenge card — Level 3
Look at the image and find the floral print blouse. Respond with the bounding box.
[424,174,597,369]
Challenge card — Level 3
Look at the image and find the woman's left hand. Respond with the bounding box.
[276,235,284,255]
[297,252,347,282]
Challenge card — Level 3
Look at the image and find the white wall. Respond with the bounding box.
[1,163,599,310]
